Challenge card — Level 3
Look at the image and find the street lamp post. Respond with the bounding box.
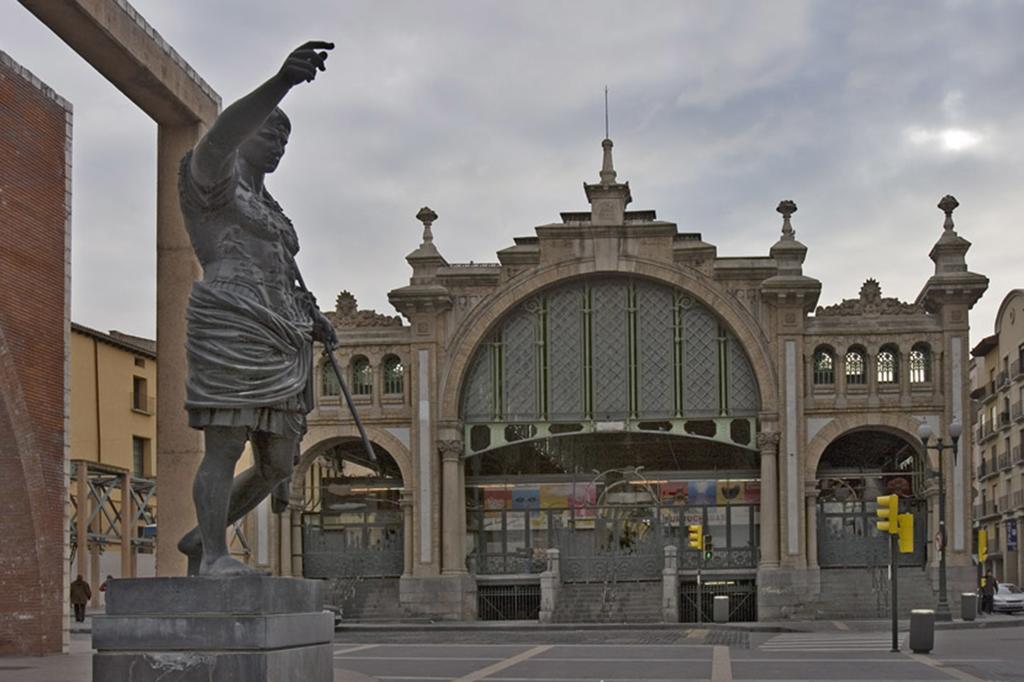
[917,419,962,622]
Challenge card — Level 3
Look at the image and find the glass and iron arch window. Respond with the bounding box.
[382,355,404,395]
[909,343,931,383]
[813,346,835,385]
[321,359,341,397]
[351,356,373,395]
[845,346,867,385]
[877,345,899,384]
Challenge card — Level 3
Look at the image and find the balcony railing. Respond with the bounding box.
[999,411,1011,430]
[999,451,1012,471]
[977,459,989,478]
[980,499,998,517]
[1013,359,1024,380]
[999,495,1009,514]
[1014,402,1024,422]
[978,422,997,443]
[1016,445,1024,464]
[130,392,156,415]
[999,370,1010,390]
[1014,490,1024,510]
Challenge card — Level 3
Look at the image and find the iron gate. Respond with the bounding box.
[680,579,758,622]
[818,499,927,568]
[477,583,541,620]
[559,513,663,582]
[301,514,404,578]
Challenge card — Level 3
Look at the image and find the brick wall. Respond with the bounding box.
[0,51,72,656]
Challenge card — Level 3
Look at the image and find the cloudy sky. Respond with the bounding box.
[3,1,1022,343]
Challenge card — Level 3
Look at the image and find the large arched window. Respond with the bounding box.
[352,356,373,395]
[877,345,899,385]
[813,346,835,385]
[845,346,867,385]
[382,355,404,395]
[909,343,931,383]
[321,360,341,397]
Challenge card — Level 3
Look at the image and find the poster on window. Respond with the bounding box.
[483,488,511,510]
[688,480,717,506]
[660,482,688,505]
[510,488,540,510]
[717,481,743,504]
[1008,520,1018,551]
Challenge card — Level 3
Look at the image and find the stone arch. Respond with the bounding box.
[292,424,414,501]
[804,413,928,478]
[439,258,777,422]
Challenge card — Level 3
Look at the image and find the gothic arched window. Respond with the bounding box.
[910,344,931,383]
[813,347,835,385]
[845,347,866,385]
[877,345,899,384]
[352,356,373,395]
[383,355,404,395]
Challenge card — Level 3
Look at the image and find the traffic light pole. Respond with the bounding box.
[696,554,703,625]
[890,532,899,653]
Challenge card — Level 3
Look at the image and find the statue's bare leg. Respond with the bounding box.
[178,426,297,576]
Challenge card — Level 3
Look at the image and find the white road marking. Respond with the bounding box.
[760,633,901,652]
[711,644,732,682]
[453,644,553,682]
[334,644,380,656]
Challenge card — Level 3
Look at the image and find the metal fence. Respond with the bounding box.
[477,583,541,621]
[680,579,757,623]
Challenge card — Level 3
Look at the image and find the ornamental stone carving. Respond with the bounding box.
[437,440,463,461]
[757,431,781,451]
[814,278,924,317]
[327,290,404,328]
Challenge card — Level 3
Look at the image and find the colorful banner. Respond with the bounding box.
[510,488,540,510]
[660,482,689,505]
[688,480,717,506]
[717,481,743,505]
[483,489,510,510]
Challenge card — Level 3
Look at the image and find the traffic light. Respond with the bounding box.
[978,529,988,564]
[896,513,914,553]
[703,535,714,561]
[688,524,703,550]
[875,494,899,534]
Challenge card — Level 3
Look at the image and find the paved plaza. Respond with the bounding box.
[4,617,1022,681]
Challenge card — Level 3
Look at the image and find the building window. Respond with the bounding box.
[812,347,835,385]
[134,357,146,368]
[352,356,372,395]
[909,344,931,383]
[132,376,149,412]
[382,355,404,395]
[132,436,148,477]
[877,345,898,384]
[845,348,866,385]
[321,361,341,397]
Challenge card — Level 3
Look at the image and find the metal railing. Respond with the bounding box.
[1013,359,1024,380]
[1014,402,1024,422]
[1016,445,1024,464]
[129,392,156,414]
[1014,490,1024,510]
[999,451,1012,471]
[977,459,989,479]
[477,583,541,620]
[680,579,758,623]
[998,371,1010,390]
[999,412,1011,430]
[999,495,1009,515]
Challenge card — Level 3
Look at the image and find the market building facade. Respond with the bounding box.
[286,140,988,621]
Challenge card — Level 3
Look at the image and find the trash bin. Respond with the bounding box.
[713,595,729,623]
[961,593,977,621]
[909,609,935,654]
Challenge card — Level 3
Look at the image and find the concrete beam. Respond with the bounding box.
[17,0,219,125]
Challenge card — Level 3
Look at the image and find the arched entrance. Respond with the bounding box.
[815,428,928,567]
[299,439,406,579]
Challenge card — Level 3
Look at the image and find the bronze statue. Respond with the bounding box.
[176,42,338,576]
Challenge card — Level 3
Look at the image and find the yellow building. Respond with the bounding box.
[970,290,1024,585]
[69,323,157,596]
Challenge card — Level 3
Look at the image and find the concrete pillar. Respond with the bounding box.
[278,510,292,577]
[758,432,781,567]
[804,482,818,570]
[539,548,560,623]
[662,544,679,622]
[290,509,303,577]
[154,123,204,577]
[401,491,414,577]
[121,472,136,578]
[75,461,89,588]
[439,440,466,575]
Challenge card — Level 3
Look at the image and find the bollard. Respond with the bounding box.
[713,595,729,624]
[960,593,977,621]
[909,609,935,653]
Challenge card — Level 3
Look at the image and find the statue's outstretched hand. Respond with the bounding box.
[278,41,334,86]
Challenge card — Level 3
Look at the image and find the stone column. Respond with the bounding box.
[439,440,466,575]
[278,509,292,577]
[804,482,819,570]
[758,432,781,568]
[120,472,136,579]
[662,545,679,622]
[539,548,560,623]
[401,491,414,577]
[154,123,205,577]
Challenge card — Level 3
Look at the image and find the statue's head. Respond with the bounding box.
[239,107,291,174]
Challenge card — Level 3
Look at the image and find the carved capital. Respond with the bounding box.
[438,439,463,462]
[757,431,781,453]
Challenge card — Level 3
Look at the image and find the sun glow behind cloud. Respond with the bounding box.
[906,126,983,152]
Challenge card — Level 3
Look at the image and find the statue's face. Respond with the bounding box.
[239,125,289,173]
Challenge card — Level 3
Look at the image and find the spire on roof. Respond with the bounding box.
[599,138,617,186]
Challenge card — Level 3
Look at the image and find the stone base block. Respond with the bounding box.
[93,577,331,682]
[399,574,477,620]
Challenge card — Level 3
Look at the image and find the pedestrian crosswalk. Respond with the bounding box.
[760,632,902,652]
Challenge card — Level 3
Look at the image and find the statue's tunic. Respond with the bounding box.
[178,151,314,439]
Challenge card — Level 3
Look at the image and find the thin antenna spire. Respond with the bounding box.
[604,86,609,139]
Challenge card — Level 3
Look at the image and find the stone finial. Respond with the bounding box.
[416,206,438,243]
[937,194,959,232]
[776,200,797,239]
[599,138,617,185]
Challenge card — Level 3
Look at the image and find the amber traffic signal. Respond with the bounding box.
[688,524,703,550]
[875,495,899,534]
[896,513,914,553]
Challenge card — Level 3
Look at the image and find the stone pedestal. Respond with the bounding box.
[93,577,333,681]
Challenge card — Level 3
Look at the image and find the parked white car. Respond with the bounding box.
[993,583,1024,614]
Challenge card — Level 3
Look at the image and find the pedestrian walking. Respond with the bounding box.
[981,570,997,614]
[70,575,91,622]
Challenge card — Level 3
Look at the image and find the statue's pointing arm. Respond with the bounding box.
[189,41,335,188]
